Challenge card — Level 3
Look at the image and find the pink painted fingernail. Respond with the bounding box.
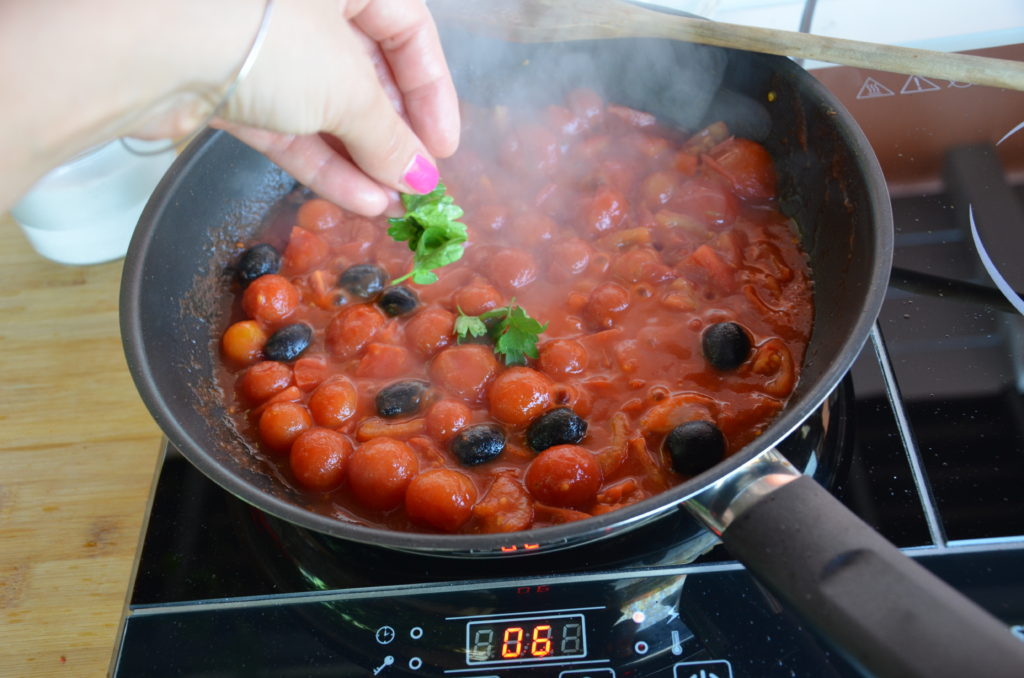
[402,154,439,194]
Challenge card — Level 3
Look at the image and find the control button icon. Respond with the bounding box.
[372,655,395,675]
[671,629,684,655]
[673,659,733,678]
[559,668,616,677]
[375,625,396,645]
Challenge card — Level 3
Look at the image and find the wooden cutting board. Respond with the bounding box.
[0,212,162,677]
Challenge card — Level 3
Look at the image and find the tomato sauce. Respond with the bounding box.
[218,89,813,534]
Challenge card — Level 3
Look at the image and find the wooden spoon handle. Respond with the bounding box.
[429,0,1024,91]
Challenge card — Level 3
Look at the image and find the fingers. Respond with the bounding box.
[348,0,461,159]
[217,122,392,216]
[327,37,441,196]
[216,0,461,205]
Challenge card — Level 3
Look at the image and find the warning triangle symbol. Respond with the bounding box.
[900,75,942,94]
[856,77,896,99]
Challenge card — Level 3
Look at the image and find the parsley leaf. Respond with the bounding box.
[456,303,548,365]
[492,305,548,365]
[388,183,468,285]
[453,309,489,339]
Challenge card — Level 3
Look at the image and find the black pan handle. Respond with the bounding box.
[686,452,1024,677]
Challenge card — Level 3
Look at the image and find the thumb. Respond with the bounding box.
[331,48,440,196]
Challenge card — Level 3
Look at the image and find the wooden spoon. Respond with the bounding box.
[429,0,1024,91]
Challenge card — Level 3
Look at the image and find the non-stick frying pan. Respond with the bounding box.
[120,31,1024,678]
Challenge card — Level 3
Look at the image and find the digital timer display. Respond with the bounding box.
[466,613,587,664]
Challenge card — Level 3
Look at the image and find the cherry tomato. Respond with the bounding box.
[487,248,538,293]
[425,400,472,443]
[611,247,662,284]
[670,177,738,228]
[325,304,385,359]
[594,159,638,192]
[471,203,509,234]
[430,344,500,404]
[510,210,556,248]
[405,307,455,357]
[500,122,560,175]
[242,274,299,324]
[584,282,631,329]
[639,171,679,209]
[709,137,777,201]
[221,320,267,366]
[282,226,329,274]
[293,355,329,391]
[453,280,503,316]
[584,186,628,236]
[525,445,603,508]
[333,215,379,255]
[538,339,589,377]
[296,198,344,231]
[546,238,592,283]
[630,132,670,158]
[487,367,555,426]
[258,401,313,453]
[308,376,358,428]
[237,361,292,404]
[355,343,410,379]
[289,428,353,491]
[405,468,477,532]
[473,473,534,533]
[348,437,419,511]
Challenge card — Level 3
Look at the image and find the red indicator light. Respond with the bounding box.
[500,545,518,552]
[523,543,540,550]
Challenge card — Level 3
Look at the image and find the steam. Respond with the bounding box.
[434,3,771,140]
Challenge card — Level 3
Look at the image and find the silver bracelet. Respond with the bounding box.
[121,0,275,156]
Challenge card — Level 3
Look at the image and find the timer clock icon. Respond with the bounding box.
[375,626,396,645]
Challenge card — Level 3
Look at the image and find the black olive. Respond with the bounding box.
[375,380,429,418]
[339,264,388,300]
[264,323,313,362]
[527,407,588,452]
[377,286,419,317]
[664,420,726,476]
[237,243,281,285]
[451,424,506,466]
[702,321,752,370]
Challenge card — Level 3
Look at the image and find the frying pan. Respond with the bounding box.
[120,29,1024,678]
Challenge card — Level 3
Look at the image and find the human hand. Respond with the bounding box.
[215,0,460,216]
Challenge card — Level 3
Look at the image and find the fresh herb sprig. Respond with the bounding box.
[455,303,548,366]
[388,183,467,285]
